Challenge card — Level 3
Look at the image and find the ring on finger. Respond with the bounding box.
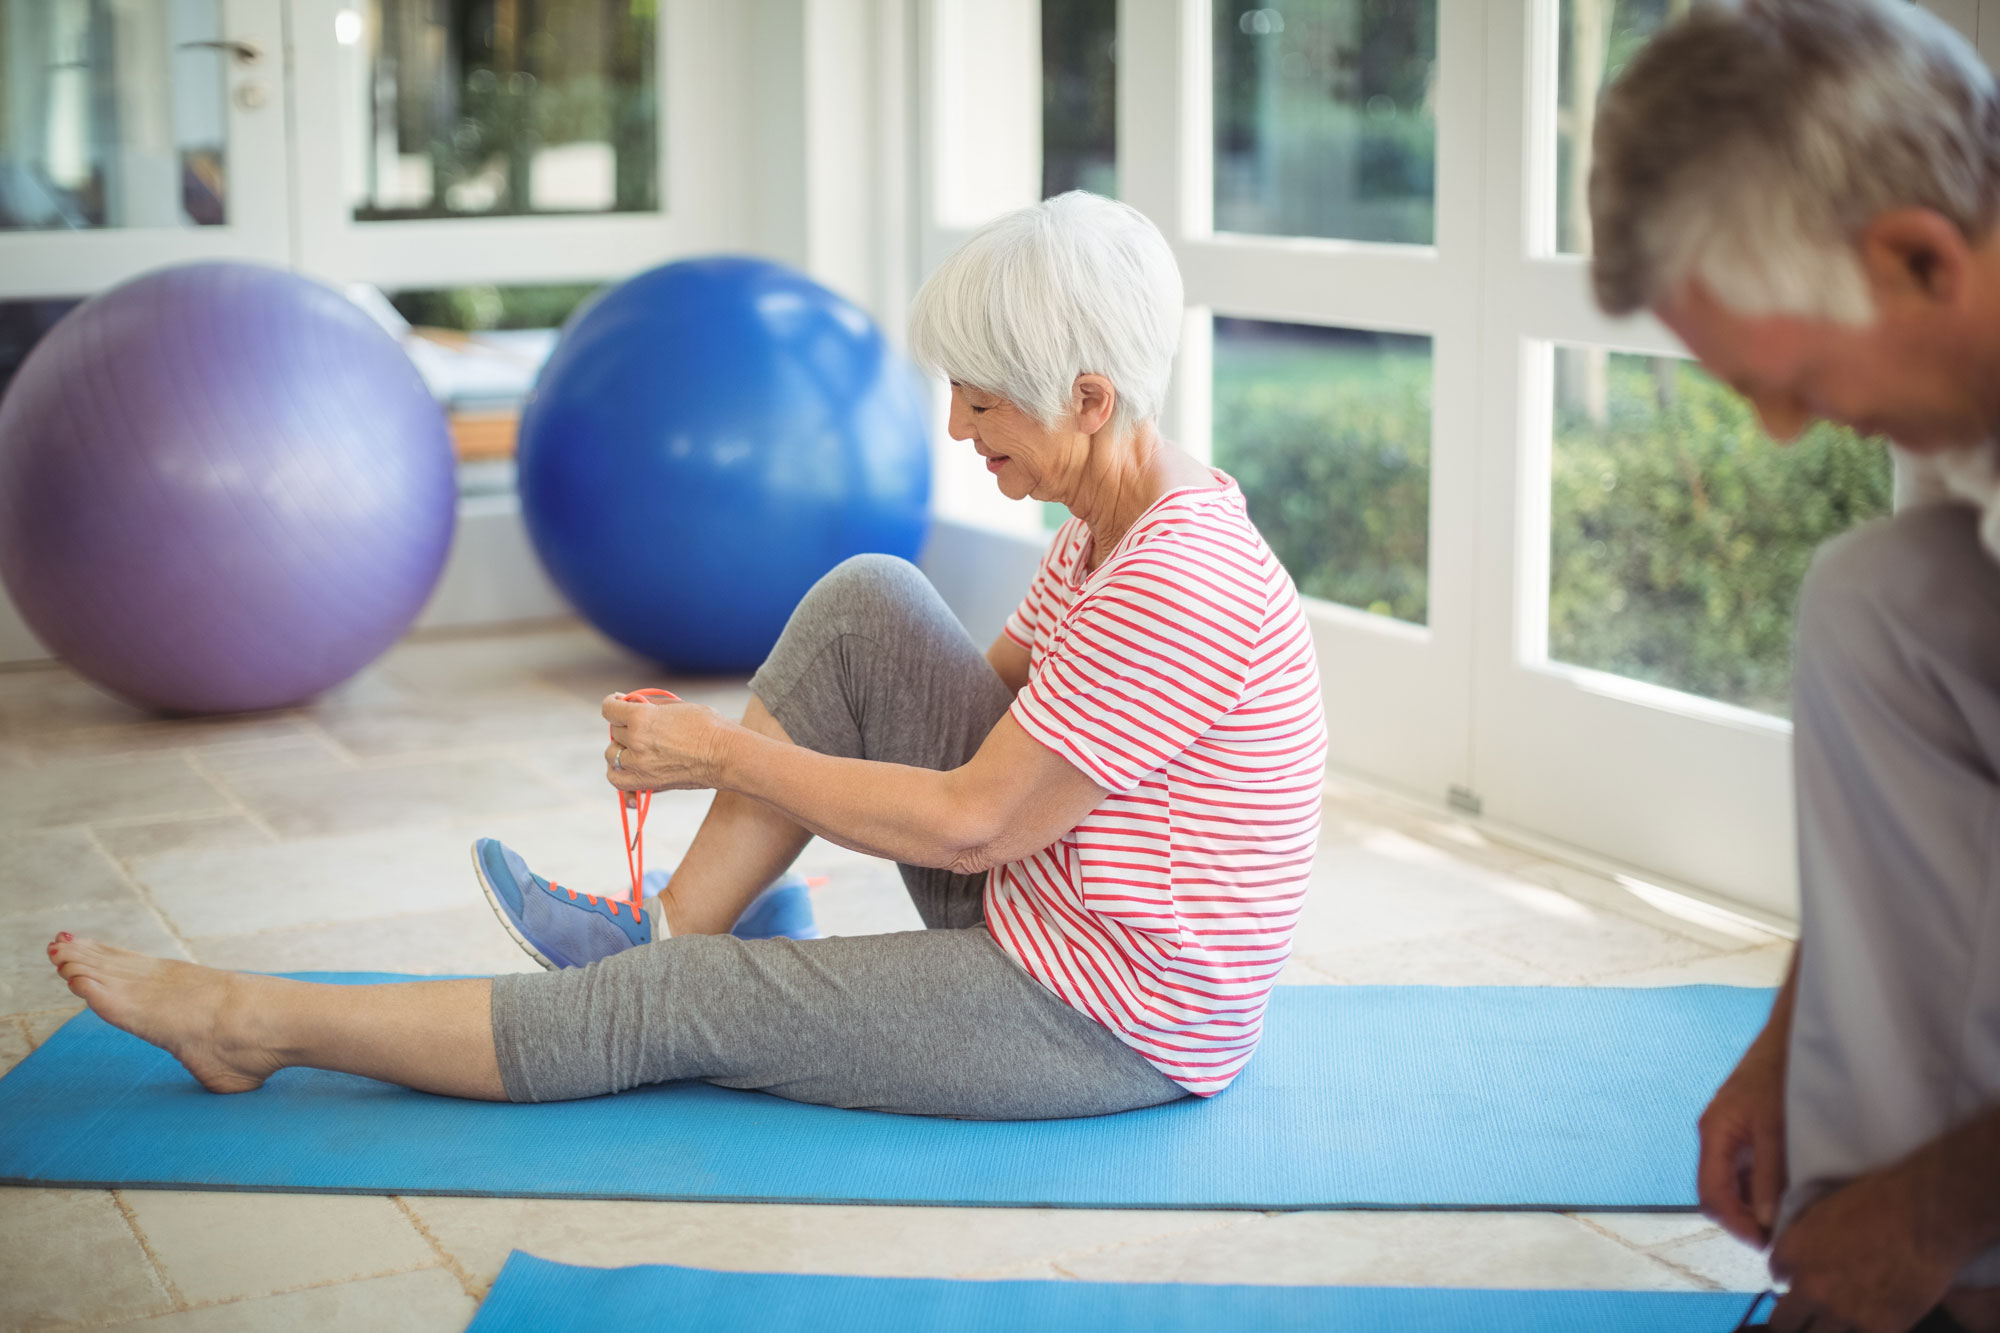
[614,746,626,771]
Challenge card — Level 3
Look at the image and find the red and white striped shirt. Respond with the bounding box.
[984,475,1327,1095]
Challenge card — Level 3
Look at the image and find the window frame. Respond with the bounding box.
[912,0,1977,919]
[0,0,295,300]
[286,0,735,290]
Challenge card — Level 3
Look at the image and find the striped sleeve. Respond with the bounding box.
[1009,536,1260,794]
[1001,522,1079,650]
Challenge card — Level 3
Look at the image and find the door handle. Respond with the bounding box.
[177,39,262,66]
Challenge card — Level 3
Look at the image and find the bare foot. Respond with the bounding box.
[47,934,283,1094]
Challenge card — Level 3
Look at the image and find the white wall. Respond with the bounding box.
[917,519,1048,644]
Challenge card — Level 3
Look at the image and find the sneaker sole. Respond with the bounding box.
[469,841,560,972]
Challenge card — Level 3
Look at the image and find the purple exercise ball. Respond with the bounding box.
[0,262,456,714]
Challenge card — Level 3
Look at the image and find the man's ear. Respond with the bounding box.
[1860,207,1973,307]
[1073,374,1117,435]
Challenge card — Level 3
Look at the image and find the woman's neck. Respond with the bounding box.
[1067,424,1215,567]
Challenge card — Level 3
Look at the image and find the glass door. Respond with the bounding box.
[0,0,293,296]
[288,0,725,289]
[915,0,1993,919]
[916,0,1484,796]
[1468,0,1898,920]
[1161,0,1484,801]
[915,0,1482,801]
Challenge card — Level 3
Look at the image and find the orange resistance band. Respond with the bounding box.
[614,687,680,917]
[579,689,826,926]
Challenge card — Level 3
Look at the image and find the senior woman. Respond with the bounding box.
[45,192,1327,1119]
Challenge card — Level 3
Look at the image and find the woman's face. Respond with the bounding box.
[944,382,1093,506]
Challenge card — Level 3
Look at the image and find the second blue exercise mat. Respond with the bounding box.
[469,1253,1762,1332]
[0,978,1770,1210]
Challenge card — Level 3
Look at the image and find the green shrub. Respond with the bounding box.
[1212,343,1892,715]
[1214,336,1432,622]
[389,282,600,331]
[1549,357,1890,714]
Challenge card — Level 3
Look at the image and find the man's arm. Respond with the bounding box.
[1768,1103,2000,1332]
[1697,946,1800,1244]
[1908,1106,2000,1267]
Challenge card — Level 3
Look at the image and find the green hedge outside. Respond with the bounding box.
[1550,355,1890,715]
[1212,332,1892,716]
[1213,324,1433,622]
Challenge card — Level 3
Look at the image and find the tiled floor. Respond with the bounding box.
[0,621,1789,1330]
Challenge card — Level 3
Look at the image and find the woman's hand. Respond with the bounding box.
[602,693,730,795]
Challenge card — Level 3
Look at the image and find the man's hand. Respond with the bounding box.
[1765,1160,1965,1333]
[602,693,730,794]
[1697,1032,1789,1246]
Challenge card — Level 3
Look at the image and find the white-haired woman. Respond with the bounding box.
[47,192,1327,1119]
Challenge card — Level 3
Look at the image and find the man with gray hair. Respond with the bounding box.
[1591,2,2000,1329]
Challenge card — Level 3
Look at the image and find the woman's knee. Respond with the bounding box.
[799,553,932,623]
[774,554,950,662]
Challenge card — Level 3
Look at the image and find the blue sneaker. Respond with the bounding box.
[472,838,651,970]
[641,868,822,940]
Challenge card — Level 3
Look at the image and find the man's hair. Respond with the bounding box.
[907,191,1183,432]
[1590,0,2000,322]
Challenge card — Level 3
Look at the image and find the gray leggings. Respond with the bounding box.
[489,555,1185,1119]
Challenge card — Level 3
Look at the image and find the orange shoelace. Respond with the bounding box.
[547,686,680,921]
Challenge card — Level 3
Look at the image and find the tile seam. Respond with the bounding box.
[287,713,366,768]
[391,1195,484,1302]
[110,1189,188,1313]
[969,1211,1265,1280]
[68,1258,445,1327]
[179,751,289,846]
[80,826,200,962]
[3,1004,84,1042]
[1567,1213,1731,1293]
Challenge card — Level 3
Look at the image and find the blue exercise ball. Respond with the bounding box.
[517,257,931,673]
[0,262,456,715]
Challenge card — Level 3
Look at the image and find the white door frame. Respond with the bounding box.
[912,0,1485,803]
[912,0,1831,920]
[0,0,294,299]
[1461,0,1998,922]
[284,0,748,290]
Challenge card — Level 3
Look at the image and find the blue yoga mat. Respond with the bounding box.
[0,975,1771,1210]
[468,1253,1762,1332]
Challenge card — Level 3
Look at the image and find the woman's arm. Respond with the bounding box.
[605,695,1105,873]
[987,632,1031,697]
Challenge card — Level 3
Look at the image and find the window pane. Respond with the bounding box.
[369,282,578,422]
[1548,349,1893,715]
[387,281,597,332]
[1213,1,1436,244]
[1042,0,1116,198]
[0,0,230,230]
[1213,318,1431,623]
[1554,0,1677,254]
[351,0,658,222]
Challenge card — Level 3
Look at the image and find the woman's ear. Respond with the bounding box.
[1073,374,1117,435]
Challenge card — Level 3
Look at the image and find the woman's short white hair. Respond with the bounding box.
[1590,0,2000,324]
[906,191,1183,432]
